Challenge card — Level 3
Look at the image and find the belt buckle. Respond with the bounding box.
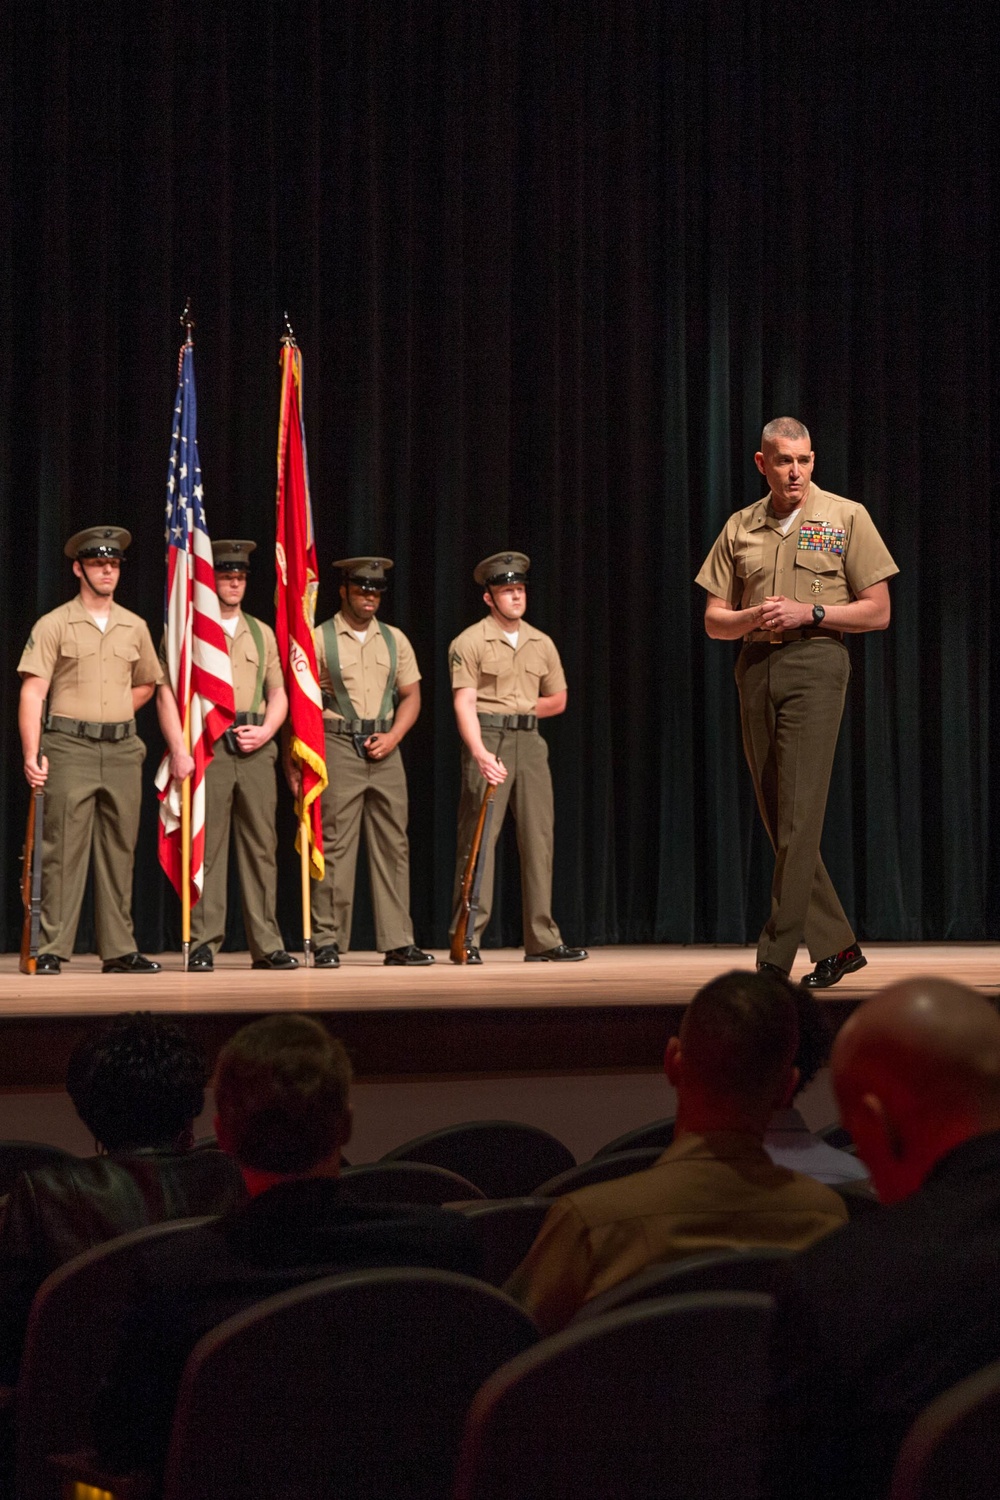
[768,630,783,645]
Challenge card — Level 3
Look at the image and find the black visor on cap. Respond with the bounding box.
[487,568,527,586]
[79,545,124,560]
[345,573,388,592]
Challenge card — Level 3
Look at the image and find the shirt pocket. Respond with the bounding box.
[733,536,765,583]
[481,640,515,700]
[59,635,100,689]
[373,633,392,677]
[518,641,547,698]
[792,550,842,602]
[235,639,262,706]
[111,640,142,698]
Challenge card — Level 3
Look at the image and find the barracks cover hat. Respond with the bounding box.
[212,540,257,572]
[474,551,530,587]
[334,556,393,591]
[65,526,131,561]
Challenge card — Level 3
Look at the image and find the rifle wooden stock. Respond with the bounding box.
[450,782,498,964]
[19,788,44,975]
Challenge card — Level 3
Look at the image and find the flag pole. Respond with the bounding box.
[286,317,313,971]
[180,693,192,971]
[300,816,313,967]
[181,779,191,969]
[179,302,195,973]
[275,322,328,966]
[158,309,235,960]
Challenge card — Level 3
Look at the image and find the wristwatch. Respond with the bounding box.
[812,604,826,626]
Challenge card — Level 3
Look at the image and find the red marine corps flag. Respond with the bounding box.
[275,329,327,955]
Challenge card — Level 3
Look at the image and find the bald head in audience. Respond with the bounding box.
[832,977,1000,1204]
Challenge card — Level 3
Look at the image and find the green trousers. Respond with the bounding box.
[310,729,414,953]
[190,740,285,962]
[449,726,562,954]
[39,729,145,960]
[736,637,855,971]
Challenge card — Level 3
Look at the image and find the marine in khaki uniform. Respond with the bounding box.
[696,417,899,986]
[158,540,296,970]
[17,527,163,974]
[448,551,587,963]
[291,556,432,968]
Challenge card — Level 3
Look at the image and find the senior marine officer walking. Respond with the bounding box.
[158,540,297,971]
[17,527,163,974]
[289,556,432,968]
[696,418,898,987]
[448,551,586,964]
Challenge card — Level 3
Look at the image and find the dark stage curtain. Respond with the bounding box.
[0,0,996,955]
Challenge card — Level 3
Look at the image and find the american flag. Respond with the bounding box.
[156,338,235,901]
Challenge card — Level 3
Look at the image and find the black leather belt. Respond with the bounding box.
[325,716,394,736]
[45,715,136,742]
[744,627,844,645]
[478,713,538,731]
[234,712,265,727]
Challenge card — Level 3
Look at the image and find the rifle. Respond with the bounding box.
[450,781,498,964]
[19,788,44,976]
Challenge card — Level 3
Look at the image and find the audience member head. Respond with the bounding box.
[790,989,833,1100]
[832,978,1000,1204]
[66,1012,207,1153]
[665,969,799,1136]
[213,1015,353,1192]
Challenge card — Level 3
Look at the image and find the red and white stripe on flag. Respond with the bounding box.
[156,339,236,903]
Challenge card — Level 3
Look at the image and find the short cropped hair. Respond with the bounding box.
[679,970,798,1104]
[761,416,811,446]
[66,1013,207,1151]
[213,1015,352,1174]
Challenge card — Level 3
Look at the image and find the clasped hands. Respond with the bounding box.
[757,596,811,632]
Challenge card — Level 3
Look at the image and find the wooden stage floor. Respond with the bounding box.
[0,943,996,1090]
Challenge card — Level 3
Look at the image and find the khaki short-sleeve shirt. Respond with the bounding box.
[695,482,899,611]
[227,613,283,713]
[314,613,420,721]
[18,598,163,721]
[448,616,567,714]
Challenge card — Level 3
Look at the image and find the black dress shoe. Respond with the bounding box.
[384,946,435,966]
[313,945,340,969]
[756,962,790,979]
[188,944,214,972]
[525,945,589,962]
[252,950,299,970]
[35,954,62,975]
[450,946,482,965]
[102,953,162,974]
[800,945,867,989]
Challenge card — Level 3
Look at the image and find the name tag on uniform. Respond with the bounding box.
[798,522,847,556]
